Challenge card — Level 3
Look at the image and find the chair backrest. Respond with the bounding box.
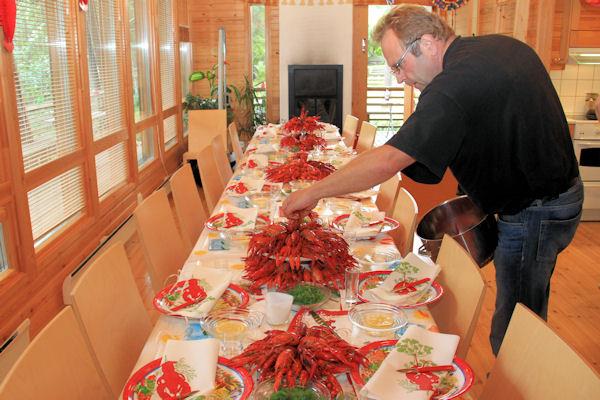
[355,121,377,153]
[197,144,225,212]
[389,187,418,257]
[342,114,359,149]
[64,242,152,397]
[0,319,30,383]
[375,173,401,216]
[133,188,188,293]
[211,134,233,186]
[188,109,227,154]
[170,163,208,251]
[429,234,486,359]
[480,303,600,399]
[0,307,111,399]
[228,122,244,167]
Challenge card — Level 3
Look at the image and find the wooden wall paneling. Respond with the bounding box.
[571,0,600,31]
[478,0,497,35]
[570,30,600,48]
[266,3,280,123]
[352,4,369,123]
[513,0,530,42]
[178,0,189,27]
[551,0,571,69]
[535,0,556,70]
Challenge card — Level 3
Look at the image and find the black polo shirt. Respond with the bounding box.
[386,35,578,215]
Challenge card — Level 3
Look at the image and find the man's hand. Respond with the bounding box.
[281,188,319,219]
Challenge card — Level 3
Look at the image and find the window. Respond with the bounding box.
[163,115,177,149]
[28,167,85,248]
[158,0,176,112]
[251,5,267,119]
[14,0,79,173]
[0,224,8,274]
[129,0,154,122]
[136,127,155,169]
[95,143,128,199]
[180,42,192,136]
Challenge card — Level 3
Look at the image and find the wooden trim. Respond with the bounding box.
[513,0,530,41]
[92,131,129,154]
[265,3,280,123]
[535,0,556,70]
[553,0,572,66]
[352,4,369,123]
[23,151,86,192]
[569,30,600,48]
[179,26,189,42]
[403,85,415,119]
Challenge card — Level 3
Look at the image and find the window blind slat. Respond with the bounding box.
[163,114,177,147]
[158,0,176,111]
[96,142,128,198]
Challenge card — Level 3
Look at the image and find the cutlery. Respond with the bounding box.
[396,365,454,374]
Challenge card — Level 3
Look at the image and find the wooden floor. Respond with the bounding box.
[123,191,600,398]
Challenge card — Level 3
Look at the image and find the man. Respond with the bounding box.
[282,5,583,355]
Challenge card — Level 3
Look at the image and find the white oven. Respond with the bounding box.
[572,120,600,221]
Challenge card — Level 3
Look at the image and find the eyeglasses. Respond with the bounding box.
[389,38,420,75]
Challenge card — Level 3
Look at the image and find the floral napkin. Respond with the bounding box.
[212,204,258,232]
[152,339,220,399]
[245,154,268,169]
[173,268,232,318]
[226,177,265,196]
[366,253,440,306]
[360,325,459,400]
[344,210,386,239]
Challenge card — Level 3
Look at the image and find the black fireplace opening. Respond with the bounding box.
[288,64,343,129]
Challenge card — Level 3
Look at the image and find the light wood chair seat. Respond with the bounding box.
[170,163,208,251]
[429,234,486,360]
[355,121,377,153]
[229,122,244,168]
[375,173,401,216]
[64,242,152,397]
[0,306,111,399]
[133,188,188,293]
[341,114,359,149]
[480,303,600,399]
[182,109,227,164]
[212,134,233,186]
[389,186,418,257]
[196,144,225,213]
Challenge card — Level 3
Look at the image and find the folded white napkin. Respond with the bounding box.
[361,325,459,400]
[344,210,386,239]
[367,253,440,305]
[213,204,258,232]
[226,177,265,196]
[174,268,232,318]
[155,339,220,399]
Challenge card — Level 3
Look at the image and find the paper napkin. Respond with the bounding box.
[156,339,220,399]
[366,253,440,306]
[344,210,386,239]
[246,154,268,169]
[213,204,258,232]
[360,325,459,400]
[226,177,265,196]
[174,268,232,318]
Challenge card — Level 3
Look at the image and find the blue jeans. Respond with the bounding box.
[490,177,583,355]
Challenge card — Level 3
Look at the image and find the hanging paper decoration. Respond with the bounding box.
[433,0,467,11]
[79,0,89,12]
[0,0,16,52]
[582,0,600,8]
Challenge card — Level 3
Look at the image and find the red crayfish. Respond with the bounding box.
[282,108,324,135]
[227,182,249,194]
[265,152,335,183]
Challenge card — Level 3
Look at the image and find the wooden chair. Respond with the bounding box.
[0,319,30,383]
[341,114,359,149]
[429,234,486,360]
[211,134,233,186]
[133,188,188,293]
[480,303,600,399]
[375,173,401,215]
[389,187,418,257]
[170,163,208,251]
[355,121,377,153]
[197,144,225,212]
[182,109,227,162]
[229,122,244,168]
[0,307,111,399]
[64,242,152,397]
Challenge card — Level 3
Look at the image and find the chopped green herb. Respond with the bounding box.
[288,284,325,305]
[269,387,323,400]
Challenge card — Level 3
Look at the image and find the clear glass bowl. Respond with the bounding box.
[348,302,408,337]
[251,379,331,400]
[203,307,264,340]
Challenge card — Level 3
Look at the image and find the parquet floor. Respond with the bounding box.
[123,187,600,398]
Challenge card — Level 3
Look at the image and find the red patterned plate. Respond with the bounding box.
[357,270,443,308]
[205,213,270,232]
[331,214,400,236]
[153,283,250,318]
[350,340,473,399]
[123,357,253,400]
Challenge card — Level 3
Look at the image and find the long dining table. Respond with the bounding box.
[125,123,447,399]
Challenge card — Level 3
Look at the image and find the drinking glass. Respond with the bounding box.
[220,330,244,358]
[265,292,294,325]
[344,266,361,305]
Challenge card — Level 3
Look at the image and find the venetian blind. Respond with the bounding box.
[86,0,125,141]
[158,0,176,111]
[13,0,79,172]
[28,167,85,247]
[163,115,177,147]
[95,142,128,199]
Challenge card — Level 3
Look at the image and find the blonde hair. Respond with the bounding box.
[372,5,454,56]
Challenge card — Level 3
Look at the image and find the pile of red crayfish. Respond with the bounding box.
[280,133,326,152]
[283,108,324,135]
[265,152,335,183]
[244,213,357,291]
[229,314,367,396]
